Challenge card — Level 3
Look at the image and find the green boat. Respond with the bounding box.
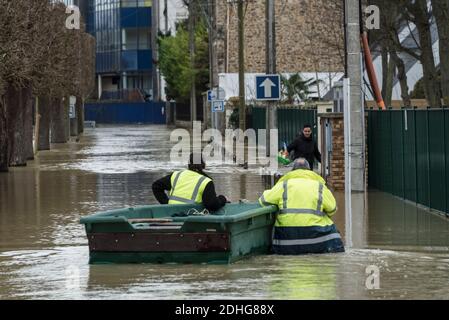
[80,202,278,264]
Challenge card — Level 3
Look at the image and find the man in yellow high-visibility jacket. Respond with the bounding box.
[152,153,228,211]
[259,158,344,254]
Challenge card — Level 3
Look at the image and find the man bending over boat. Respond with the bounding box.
[258,158,344,255]
[152,153,228,212]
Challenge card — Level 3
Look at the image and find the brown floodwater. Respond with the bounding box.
[1,125,449,299]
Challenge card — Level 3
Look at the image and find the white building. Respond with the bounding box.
[159,0,188,35]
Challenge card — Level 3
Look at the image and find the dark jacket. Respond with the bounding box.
[152,171,227,212]
[287,134,321,169]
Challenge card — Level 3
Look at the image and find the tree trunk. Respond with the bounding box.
[70,117,78,136]
[38,96,51,151]
[381,47,388,100]
[24,94,34,160]
[391,51,411,107]
[384,54,395,107]
[0,95,8,172]
[76,96,84,133]
[432,0,449,106]
[411,0,442,107]
[64,98,70,140]
[6,85,29,167]
[51,97,69,143]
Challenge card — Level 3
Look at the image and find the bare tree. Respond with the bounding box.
[400,0,442,107]
[76,33,96,134]
[0,0,96,170]
[0,0,46,166]
[432,0,449,106]
[369,0,415,107]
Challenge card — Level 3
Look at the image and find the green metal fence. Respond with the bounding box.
[368,108,449,216]
[251,107,317,147]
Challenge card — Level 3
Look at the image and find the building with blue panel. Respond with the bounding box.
[62,0,159,102]
[89,0,157,101]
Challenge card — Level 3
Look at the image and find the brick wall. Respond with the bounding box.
[214,0,345,73]
[320,113,368,191]
[328,117,345,190]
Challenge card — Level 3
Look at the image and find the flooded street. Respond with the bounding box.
[1,125,449,299]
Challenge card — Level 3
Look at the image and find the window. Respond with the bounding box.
[138,28,151,49]
[122,28,151,50]
[121,0,152,8]
[121,0,137,7]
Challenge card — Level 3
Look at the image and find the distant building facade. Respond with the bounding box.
[206,0,345,104]
[62,0,158,101]
[212,0,345,75]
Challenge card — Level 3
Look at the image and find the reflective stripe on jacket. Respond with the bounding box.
[259,169,337,228]
[258,169,344,254]
[168,170,212,205]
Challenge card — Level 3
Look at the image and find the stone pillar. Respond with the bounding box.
[319,113,368,191]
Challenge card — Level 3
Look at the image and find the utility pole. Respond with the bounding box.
[206,0,214,130]
[212,0,224,133]
[344,0,366,248]
[209,0,215,130]
[238,0,246,131]
[198,0,216,130]
[266,0,276,154]
[189,0,197,122]
[346,0,365,193]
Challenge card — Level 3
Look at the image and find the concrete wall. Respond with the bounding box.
[319,113,368,191]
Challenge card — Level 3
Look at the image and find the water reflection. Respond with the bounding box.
[367,190,449,250]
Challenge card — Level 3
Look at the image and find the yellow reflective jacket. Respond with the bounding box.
[168,170,212,205]
[259,169,337,227]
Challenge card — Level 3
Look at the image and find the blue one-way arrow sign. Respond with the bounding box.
[256,75,280,101]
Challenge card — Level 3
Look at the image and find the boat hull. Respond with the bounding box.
[80,203,277,264]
